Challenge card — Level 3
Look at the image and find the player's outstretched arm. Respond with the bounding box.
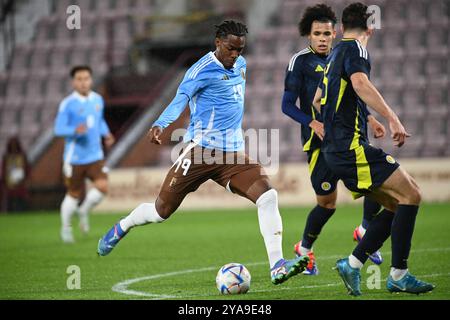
[152,93,188,128]
[350,72,410,147]
[149,92,189,145]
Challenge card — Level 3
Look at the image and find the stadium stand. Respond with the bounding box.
[0,0,448,209]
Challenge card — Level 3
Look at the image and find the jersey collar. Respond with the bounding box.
[210,51,237,70]
[73,91,94,102]
[309,45,332,57]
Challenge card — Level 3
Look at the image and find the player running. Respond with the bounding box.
[313,2,435,295]
[54,66,115,243]
[97,20,309,285]
[282,4,385,275]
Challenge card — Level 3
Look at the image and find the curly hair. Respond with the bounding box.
[215,20,248,39]
[342,2,373,31]
[298,4,337,36]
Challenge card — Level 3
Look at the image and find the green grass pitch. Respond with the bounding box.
[0,203,449,300]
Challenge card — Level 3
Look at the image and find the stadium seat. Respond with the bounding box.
[406,0,428,28]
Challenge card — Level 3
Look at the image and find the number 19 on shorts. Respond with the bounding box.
[174,159,192,176]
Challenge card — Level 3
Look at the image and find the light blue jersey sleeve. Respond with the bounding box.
[153,67,209,129]
[54,100,79,137]
[100,119,110,136]
[152,92,189,129]
[99,98,111,136]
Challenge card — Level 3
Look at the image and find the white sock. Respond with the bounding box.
[78,188,105,226]
[348,254,364,269]
[358,225,366,237]
[119,203,165,232]
[61,194,79,229]
[256,189,284,269]
[300,246,311,256]
[390,268,408,281]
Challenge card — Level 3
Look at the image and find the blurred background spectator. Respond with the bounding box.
[1,136,29,212]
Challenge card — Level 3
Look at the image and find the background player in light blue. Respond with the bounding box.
[98,21,309,285]
[54,66,115,243]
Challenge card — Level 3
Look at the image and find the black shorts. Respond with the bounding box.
[323,143,400,199]
[307,149,339,196]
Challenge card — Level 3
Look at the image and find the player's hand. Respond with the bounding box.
[309,120,325,141]
[368,115,386,139]
[104,134,115,149]
[388,116,411,148]
[75,124,87,135]
[148,126,163,145]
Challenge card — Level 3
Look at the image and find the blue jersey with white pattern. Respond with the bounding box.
[54,91,110,165]
[154,52,247,151]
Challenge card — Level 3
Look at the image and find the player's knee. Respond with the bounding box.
[155,198,177,219]
[68,190,82,200]
[318,201,336,210]
[256,188,278,207]
[317,194,337,209]
[94,180,108,194]
[247,179,273,204]
[383,199,398,213]
[398,184,422,206]
[408,186,422,205]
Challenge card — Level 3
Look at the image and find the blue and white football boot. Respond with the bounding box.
[334,258,362,296]
[97,222,127,256]
[387,273,435,294]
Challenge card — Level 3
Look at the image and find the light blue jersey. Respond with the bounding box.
[153,52,247,151]
[54,91,110,165]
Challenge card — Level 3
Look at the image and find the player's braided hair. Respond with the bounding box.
[215,20,248,39]
[342,2,373,31]
[299,4,337,36]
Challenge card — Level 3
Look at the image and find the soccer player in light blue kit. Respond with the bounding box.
[98,21,309,284]
[54,66,115,243]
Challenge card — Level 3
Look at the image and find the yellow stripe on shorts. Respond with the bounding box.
[309,148,321,176]
[354,145,372,190]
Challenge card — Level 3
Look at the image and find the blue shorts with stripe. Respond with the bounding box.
[323,143,400,199]
[307,149,339,196]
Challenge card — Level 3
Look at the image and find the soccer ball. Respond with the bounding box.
[216,263,251,295]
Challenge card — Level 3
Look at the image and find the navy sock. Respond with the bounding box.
[352,209,394,264]
[391,205,419,269]
[302,205,336,249]
[362,197,382,229]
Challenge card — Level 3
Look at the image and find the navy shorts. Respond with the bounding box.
[307,149,339,196]
[323,143,400,199]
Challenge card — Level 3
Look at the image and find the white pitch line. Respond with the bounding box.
[183,272,450,299]
[112,247,450,300]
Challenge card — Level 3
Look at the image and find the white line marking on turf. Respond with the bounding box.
[112,247,450,300]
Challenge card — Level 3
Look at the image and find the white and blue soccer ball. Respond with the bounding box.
[216,263,251,295]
